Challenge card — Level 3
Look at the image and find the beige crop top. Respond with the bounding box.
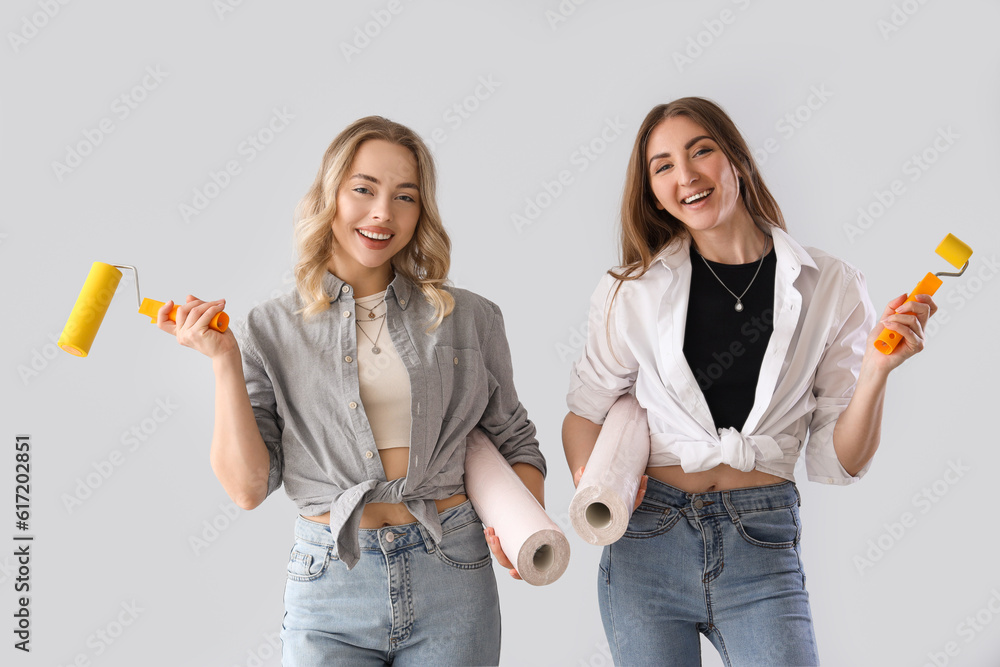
[355,291,412,450]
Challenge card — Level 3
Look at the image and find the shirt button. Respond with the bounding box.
[453,357,459,365]
[345,355,353,363]
[399,299,406,306]
[692,498,704,510]
[341,285,350,293]
[349,401,358,409]
[384,531,395,542]
[343,310,351,318]
[364,450,374,459]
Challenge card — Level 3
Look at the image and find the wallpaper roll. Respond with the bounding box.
[570,393,650,546]
[464,428,570,586]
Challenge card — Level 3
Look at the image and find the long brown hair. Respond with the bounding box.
[605,98,787,356]
[292,116,454,329]
[613,97,786,283]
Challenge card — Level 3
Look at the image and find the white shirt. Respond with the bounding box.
[567,227,878,485]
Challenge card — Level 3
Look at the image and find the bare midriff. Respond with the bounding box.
[646,463,787,494]
[301,447,467,529]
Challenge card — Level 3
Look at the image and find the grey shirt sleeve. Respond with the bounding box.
[478,304,547,478]
[239,326,285,498]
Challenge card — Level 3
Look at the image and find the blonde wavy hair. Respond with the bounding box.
[292,116,454,329]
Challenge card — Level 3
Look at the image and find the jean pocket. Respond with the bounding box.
[433,520,493,570]
[622,502,680,539]
[286,539,333,582]
[733,506,800,549]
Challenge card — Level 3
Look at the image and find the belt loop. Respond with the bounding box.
[721,491,740,524]
[416,521,436,554]
[792,482,801,507]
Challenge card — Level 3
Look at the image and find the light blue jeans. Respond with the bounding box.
[599,478,819,666]
[281,500,500,666]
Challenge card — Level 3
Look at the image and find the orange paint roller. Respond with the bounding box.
[874,233,973,355]
[58,261,229,357]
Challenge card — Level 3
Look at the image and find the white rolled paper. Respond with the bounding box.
[464,428,570,586]
[570,393,650,546]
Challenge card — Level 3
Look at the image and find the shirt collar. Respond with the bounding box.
[652,226,818,274]
[322,269,414,310]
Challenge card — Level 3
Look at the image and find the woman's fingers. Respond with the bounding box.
[894,294,936,329]
[573,465,585,488]
[484,527,521,580]
[879,293,908,321]
[633,475,648,512]
[155,299,176,334]
[193,299,226,332]
[880,318,925,353]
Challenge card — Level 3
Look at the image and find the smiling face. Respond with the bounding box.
[645,114,751,237]
[329,139,421,287]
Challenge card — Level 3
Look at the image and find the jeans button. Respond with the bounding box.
[693,498,704,510]
[385,532,395,543]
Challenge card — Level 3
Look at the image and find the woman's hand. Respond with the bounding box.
[865,293,937,373]
[155,295,236,360]
[484,526,521,580]
[574,465,648,511]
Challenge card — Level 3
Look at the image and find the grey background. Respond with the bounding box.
[2,1,999,665]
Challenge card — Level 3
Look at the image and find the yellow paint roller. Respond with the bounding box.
[58,261,229,357]
[874,233,973,355]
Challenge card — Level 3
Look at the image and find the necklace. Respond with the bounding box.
[696,236,770,312]
[355,290,388,354]
[356,314,386,354]
[355,296,386,320]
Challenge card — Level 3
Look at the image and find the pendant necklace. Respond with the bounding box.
[697,236,770,313]
[355,290,388,354]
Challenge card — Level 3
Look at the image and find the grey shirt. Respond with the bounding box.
[238,270,546,569]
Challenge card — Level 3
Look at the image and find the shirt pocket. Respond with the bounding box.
[434,346,488,421]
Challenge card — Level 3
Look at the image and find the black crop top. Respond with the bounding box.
[682,241,777,431]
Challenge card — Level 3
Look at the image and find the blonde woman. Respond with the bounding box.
[563,97,935,665]
[157,116,545,665]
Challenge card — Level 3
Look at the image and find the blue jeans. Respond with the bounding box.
[281,500,500,666]
[598,478,819,666]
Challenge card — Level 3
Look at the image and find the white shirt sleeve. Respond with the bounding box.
[805,266,879,485]
[566,272,639,424]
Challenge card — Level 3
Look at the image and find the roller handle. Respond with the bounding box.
[138,298,229,332]
[873,272,941,355]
